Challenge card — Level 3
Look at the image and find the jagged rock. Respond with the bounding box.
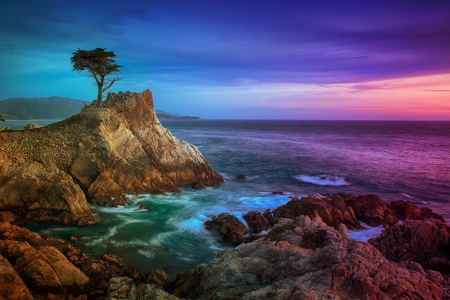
[109,194,129,207]
[71,89,224,203]
[107,277,179,300]
[0,253,34,300]
[172,216,444,299]
[204,213,247,245]
[334,193,398,226]
[122,267,141,281]
[143,269,172,289]
[0,154,98,225]
[389,200,445,222]
[236,174,246,180]
[243,211,272,233]
[23,123,42,130]
[369,219,450,273]
[0,240,89,289]
[272,195,362,229]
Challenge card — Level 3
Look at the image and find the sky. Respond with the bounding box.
[1,0,450,120]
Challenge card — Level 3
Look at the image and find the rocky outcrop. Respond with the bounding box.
[107,277,179,300]
[243,211,272,233]
[272,195,362,229]
[0,221,132,299]
[0,253,34,300]
[173,216,445,299]
[389,200,445,222]
[369,219,450,273]
[333,193,398,226]
[0,153,97,225]
[204,213,247,245]
[0,89,223,224]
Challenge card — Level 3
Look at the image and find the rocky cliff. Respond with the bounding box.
[0,89,223,224]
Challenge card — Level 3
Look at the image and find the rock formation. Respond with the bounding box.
[204,213,247,245]
[389,200,446,222]
[0,89,223,224]
[369,219,450,273]
[173,216,446,299]
[272,195,363,229]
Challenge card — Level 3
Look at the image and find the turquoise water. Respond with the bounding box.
[27,120,450,278]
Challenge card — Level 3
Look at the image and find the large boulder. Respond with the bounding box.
[172,216,444,299]
[369,219,450,273]
[333,193,398,226]
[272,195,362,229]
[204,213,247,245]
[389,200,445,222]
[70,90,224,203]
[0,154,97,225]
[243,211,272,233]
[0,253,34,300]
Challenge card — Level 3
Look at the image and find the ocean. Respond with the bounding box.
[24,120,450,278]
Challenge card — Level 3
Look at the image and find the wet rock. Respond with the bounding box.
[204,213,247,245]
[389,200,445,222]
[272,195,362,229]
[334,193,398,226]
[369,219,450,273]
[243,211,272,233]
[271,191,284,195]
[122,267,141,281]
[172,216,443,300]
[109,194,129,207]
[236,174,246,180]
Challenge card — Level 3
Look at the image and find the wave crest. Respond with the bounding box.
[294,174,349,186]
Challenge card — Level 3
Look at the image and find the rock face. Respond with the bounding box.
[389,200,445,222]
[172,216,444,299]
[0,89,223,224]
[369,219,450,273]
[204,213,247,245]
[0,253,34,300]
[333,193,398,226]
[272,195,362,229]
[0,153,97,225]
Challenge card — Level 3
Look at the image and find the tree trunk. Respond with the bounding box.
[97,79,104,108]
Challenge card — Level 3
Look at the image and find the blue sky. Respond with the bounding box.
[1,0,450,119]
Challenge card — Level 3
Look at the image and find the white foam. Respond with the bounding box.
[349,223,384,241]
[400,193,412,199]
[294,174,349,186]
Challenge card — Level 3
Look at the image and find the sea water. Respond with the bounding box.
[26,120,450,278]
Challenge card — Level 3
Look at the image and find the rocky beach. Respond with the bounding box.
[1,90,450,299]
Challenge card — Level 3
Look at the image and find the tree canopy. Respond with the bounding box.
[70,48,122,108]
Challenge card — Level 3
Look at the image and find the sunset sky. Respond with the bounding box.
[1,0,449,120]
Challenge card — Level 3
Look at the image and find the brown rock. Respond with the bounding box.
[272,195,362,229]
[243,211,272,233]
[389,200,445,222]
[0,253,34,300]
[236,174,246,180]
[143,269,172,289]
[0,211,16,223]
[369,219,450,273]
[334,193,398,226]
[204,213,247,245]
[0,154,98,225]
[172,216,443,300]
[109,194,129,207]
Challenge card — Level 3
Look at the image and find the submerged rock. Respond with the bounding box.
[236,174,246,180]
[172,216,445,299]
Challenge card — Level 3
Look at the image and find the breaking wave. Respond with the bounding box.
[294,174,349,186]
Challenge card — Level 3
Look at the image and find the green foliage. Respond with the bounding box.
[70,48,122,108]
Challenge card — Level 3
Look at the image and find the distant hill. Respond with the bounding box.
[0,97,85,119]
[0,97,200,120]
